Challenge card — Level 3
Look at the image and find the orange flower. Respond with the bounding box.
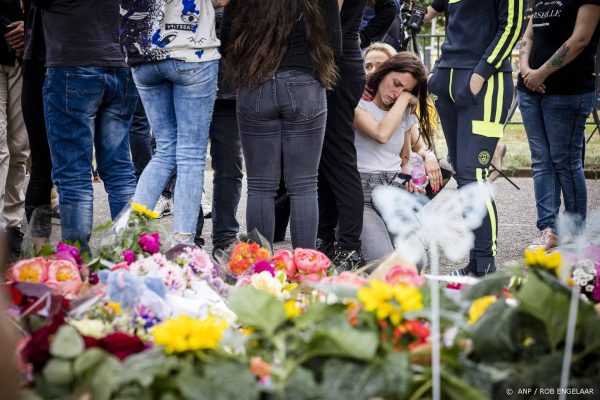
[227,242,270,275]
[250,356,272,377]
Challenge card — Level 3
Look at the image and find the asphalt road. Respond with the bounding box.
[46,175,599,275]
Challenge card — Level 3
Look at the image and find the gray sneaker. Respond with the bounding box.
[153,196,173,218]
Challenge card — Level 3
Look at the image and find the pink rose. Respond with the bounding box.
[122,250,136,265]
[384,265,425,287]
[272,249,296,279]
[139,232,160,254]
[294,248,330,275]
[45,259,83,295]
[323,272,368,286]
[8,257,48,283]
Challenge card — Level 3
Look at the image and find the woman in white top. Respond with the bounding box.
[353,52,436,262]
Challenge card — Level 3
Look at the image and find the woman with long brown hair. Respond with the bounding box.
[221,0,341,249]
[353,52,435,261]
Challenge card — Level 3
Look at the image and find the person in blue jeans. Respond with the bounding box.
[41,0,137,252]
[518,0,600,250]
[120,0,225,245]
[221,0,341,249]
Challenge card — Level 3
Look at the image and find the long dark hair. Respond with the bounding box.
[366,52,435,149]
[225,0,338,90]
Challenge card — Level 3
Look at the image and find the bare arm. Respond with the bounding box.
[212,0,230,6]
[353,93,417,144]
[424,6,439,23]
[400,133,411,173]
[524,4,600,91]
[339,0,344,9]
[518,20,534,75]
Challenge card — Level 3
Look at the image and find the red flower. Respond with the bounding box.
[21,313,65,372]
[84,332,147,360]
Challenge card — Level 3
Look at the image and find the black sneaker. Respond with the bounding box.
[212,238,238,261]
[316,239,337,259]
[450,266,474,277]
[332,248,366,272]
[6,226,24,256]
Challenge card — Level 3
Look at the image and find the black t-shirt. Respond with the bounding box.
[42,0,126,67]
[430,0,449,20]
[517,0,600,94]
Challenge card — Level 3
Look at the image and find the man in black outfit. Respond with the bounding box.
[318,0,368,270]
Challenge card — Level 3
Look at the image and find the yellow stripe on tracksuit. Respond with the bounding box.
[473,73,505,138]
[486,0,524,68]
[476,168,497,256]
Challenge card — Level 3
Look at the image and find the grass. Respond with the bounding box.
[432,114,600,171]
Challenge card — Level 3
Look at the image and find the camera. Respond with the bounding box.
[406,5,426,32]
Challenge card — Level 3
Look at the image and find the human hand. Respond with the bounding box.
[523,68,547,93]
[399,91,418,107]
[403,181,426,195]
[4,21,24,53]
[423,152,442,193]
[469,73,485,96]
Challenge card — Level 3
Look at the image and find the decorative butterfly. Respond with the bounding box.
[371,182,494,268]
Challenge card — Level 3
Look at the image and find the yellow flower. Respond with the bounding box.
[107,301,122,315]
[523,337,535,347]
[131,202,160,219]
[151,315,228,353]
[284,300,302,319]
[524,248,562,273]
[394,284,423,313]
[357,280,394,312]
[468,296,497,325]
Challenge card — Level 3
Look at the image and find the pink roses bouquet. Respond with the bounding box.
[8,257,83,296]
[271,248,331,283]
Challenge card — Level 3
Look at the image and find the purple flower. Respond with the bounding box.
[56,242,82,264]
[593,281,600,302]
[139,233,160,254]
[122,250,136,265]
[253,261,275,277]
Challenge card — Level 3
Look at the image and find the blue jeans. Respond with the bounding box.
[44,67,137,251]
[132,59,218,243]
[518,89,593,231]
[237,70,327,248]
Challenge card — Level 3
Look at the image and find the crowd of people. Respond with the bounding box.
[0,0,598,274]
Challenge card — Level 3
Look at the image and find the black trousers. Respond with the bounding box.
[21,59,53,236]
[317,71,366,251]
[429,68,514,274]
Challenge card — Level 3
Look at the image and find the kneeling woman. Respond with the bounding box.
[353,52,435,261]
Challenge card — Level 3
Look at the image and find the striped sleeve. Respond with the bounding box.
[474,0,524,80]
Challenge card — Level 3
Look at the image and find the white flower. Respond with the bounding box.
[586,285,595,292]
[250,271,284,298]
[69,319,108,338]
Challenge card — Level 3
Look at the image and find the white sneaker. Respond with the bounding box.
[153,196,173,218]
[527,227,558,252]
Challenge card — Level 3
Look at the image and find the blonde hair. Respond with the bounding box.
[364,42,397,60]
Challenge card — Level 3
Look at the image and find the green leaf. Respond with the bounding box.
[90,355,123,400]
[304,327,378,361]
[284,367,319,400]
[50,324,85,359]
[228,286,286,335]
[20,389,44,400]
[42,358,73,385]
[440,368,487,400]
[117,348,178,388]
[294,302,347,329]
[463,271,512,300]
[177,361,260,400]
[515,272,570,350]
[470,301,519,360]
[74,348,108,376]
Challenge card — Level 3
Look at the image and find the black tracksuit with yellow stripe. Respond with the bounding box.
[428,0,524,274]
